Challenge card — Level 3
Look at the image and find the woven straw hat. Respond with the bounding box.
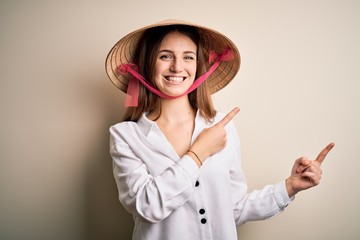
[105,19,240,94]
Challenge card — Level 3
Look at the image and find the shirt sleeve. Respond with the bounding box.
[110,126,200,223]
[226,122,294,225]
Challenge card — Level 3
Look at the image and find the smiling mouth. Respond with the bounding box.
[165,76,186,83]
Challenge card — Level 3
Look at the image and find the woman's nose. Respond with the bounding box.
[170,59,183,72]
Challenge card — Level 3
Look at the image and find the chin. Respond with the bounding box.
[162,89,189,98]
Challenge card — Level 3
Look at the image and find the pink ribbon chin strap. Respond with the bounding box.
[117,48,234,107]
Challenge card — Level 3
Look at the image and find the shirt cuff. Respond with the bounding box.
[273,181,295,210]
[177,155,201,184]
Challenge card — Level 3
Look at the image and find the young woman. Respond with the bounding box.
[106,19,334,240]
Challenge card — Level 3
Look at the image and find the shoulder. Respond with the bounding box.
[109,113,155,143]
[110,112,147,133]
[109,121,139,144]
[110,121,137,134]
[110,120,136,129]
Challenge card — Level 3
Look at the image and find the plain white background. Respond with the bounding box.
[1,0,359,239]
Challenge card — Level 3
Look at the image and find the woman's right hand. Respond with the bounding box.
[189,107,240,163]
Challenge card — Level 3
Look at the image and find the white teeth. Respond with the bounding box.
[166,76,184,82]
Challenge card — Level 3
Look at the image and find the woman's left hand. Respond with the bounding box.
[286,142,335,198]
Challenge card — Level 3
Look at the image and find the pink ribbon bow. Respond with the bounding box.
[209,48,234,64]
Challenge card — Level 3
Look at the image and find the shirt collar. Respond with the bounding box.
[137,110,206,138]
[137,113,158,137]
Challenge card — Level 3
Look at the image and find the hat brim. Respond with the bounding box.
[105,19,240,94]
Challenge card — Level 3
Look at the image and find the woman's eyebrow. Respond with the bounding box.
[158,49,197,55]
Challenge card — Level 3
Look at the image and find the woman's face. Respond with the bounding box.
[154,31,197,97]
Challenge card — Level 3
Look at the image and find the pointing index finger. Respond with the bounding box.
[217,107,240,127]
[315,142,335,164]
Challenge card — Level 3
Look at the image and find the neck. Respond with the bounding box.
[149,96,195,123]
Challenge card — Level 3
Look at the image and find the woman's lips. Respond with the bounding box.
[164,76,186,83]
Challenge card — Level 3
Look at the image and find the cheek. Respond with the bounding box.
[191,65,197,77]
[154,61,167,75]
[187,62,197,73]
[154,63,164,78]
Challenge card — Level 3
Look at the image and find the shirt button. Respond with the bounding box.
[199,209,205,214]
[200,218,207,224]
[195,181,200,187]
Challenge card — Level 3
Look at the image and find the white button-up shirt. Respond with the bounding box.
[110,111,293,240]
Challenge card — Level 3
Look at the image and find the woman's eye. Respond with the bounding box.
[184,56,195,61]
[159,54,172,60]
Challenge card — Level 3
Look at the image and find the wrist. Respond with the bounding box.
[187,150,202,167]
[188,150,202,165]
[285,177,297,198]
[189,144,208,162]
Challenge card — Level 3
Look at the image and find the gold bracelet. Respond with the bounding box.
[188,150,202,166]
